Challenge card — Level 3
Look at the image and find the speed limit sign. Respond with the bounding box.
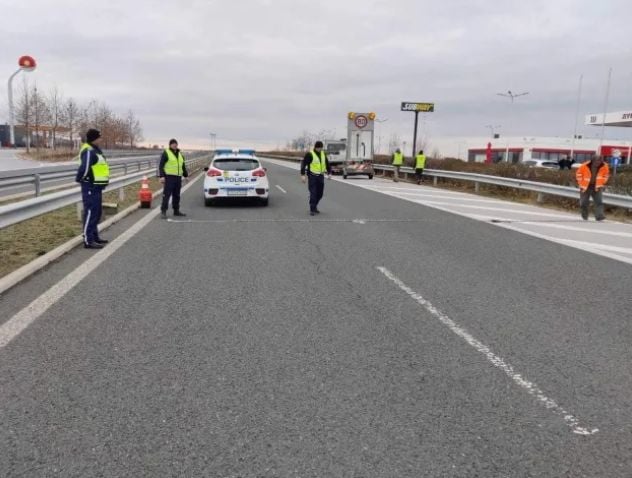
[354,115,368,129]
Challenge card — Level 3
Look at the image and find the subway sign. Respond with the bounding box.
[401,102,435,112]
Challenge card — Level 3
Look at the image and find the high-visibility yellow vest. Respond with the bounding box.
[392,152,403,166]
[415,154,427,169]
[79,143,110,185]
[309,150,326,174]
[164,149,185,176]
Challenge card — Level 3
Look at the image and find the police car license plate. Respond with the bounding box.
[227,188,247,196]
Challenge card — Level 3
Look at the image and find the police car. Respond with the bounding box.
[203,149,269,206]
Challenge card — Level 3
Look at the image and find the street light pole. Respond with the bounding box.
[7,69,23,147]
[8,56,37,147]
[570,74,583,162]
[497,90,529,163]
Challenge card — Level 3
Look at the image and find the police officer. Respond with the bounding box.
[300,141,331,216]
[75,128,109,249]
[159,139,189,219]
[415,150,427,184]
[392,148,403,182]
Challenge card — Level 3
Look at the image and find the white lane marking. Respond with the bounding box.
[0,175,202,349]
[505,222,632,238]
[275,185,287,194]
[377,266,599,436]
[420,201,573,219]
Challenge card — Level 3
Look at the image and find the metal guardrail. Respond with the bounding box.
[0,151,209,198]
[372,164,632,209]
[260,154,632,210]
[0,155,211,229]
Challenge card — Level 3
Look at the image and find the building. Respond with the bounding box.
[467,136,631,164]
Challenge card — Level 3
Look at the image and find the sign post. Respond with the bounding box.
[401,102,434,163]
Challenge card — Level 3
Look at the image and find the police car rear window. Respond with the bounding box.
[213,159,259,171]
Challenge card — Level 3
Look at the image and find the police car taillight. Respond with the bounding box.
[207,168,222,177]
[252,168,266,177]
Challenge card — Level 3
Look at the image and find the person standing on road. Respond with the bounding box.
[576,154,610,221]
[300,141,331,216]
[415,150,427,184]
[75,128,109,249]
[392,148,404,182]
[159,139,188,219]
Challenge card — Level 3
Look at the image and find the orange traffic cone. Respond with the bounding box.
[138,176,152,208]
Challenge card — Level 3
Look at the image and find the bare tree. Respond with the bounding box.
[48,86,64,150]
[63,97,80,147]
[31,83,51,151]
[15,78,32,151]
[124,110,143,148]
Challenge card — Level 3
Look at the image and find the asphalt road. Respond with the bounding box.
[1,160,631,477]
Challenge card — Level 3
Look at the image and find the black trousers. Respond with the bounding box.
[161,175,183,212]
[81,183,103,244]
[415,168,424,182]
[307,174,325,212]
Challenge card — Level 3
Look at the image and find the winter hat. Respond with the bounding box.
[86,129,101,143]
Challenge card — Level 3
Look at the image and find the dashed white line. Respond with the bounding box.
[377,265,599,436]
[275,185,287,194]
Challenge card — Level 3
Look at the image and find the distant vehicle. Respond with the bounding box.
[323,139,347,175]
[342,160,374,179]
[522,159,559,169]
[203,149,269,206]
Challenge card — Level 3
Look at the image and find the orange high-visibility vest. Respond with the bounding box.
[576,162,610,192]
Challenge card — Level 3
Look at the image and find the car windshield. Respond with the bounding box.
[327,143,345,153]
[213,158,259,171]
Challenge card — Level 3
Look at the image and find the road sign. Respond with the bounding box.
[401,102,435,112]
[354,115,368,129]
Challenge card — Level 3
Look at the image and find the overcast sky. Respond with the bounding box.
[1,0,632,152]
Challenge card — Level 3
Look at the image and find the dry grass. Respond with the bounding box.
[0,160,211,279]
[17,149,77,163]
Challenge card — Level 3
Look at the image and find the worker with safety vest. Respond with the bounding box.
[300,140,331,216]
[392,148,404,182]
[75,128,110,249]
[159,138,189,219]
[576,154,610,221]
[415,150,427,184]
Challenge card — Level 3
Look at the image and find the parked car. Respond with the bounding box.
[522,159,559,169]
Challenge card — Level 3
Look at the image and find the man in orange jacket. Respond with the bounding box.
[576,155,610,221]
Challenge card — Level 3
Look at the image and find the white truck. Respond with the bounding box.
[323,139,347,175]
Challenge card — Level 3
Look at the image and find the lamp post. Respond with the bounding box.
[496,90,529,162]
[485,124,501,138]
[8,56,37,147]
[209,132,216,151]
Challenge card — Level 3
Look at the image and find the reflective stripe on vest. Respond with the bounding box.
[415,154,426,169]
[392,152,403,166]
[164,149,185,176]
[309,150,326,174]
[79,143,110,185]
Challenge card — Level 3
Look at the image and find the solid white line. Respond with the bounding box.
[0,175,201,349]
[275,185,287,194]
[377,266,599,436]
